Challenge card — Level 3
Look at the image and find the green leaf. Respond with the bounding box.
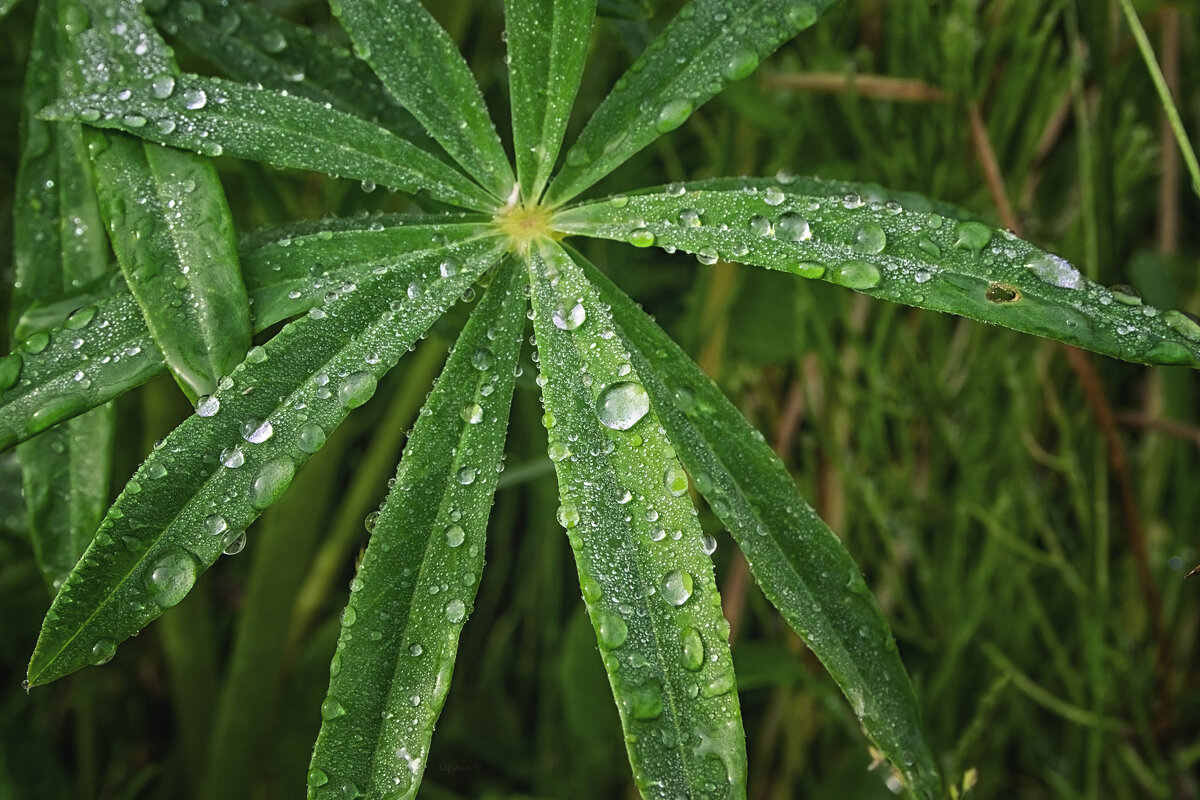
[505,0,596,201]
[25,233,505,686]
[43,74,497,211]
[0,217,486,452]
[151,0,442,157]
[89,132,252,400]
[552,178,1200,367]
[527,239,747,797]
[12,0,117,596]
[543,0,838,206]
[308,257,526,799]
[577,247,944,799]
[330,0,516,201]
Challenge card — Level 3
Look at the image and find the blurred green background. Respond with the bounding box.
[1,0,1198,797]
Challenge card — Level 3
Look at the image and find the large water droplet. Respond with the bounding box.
[953,221,992,254]
[241,417,273,443]
[597,611,629,649]
[1025,253,1083,289]
[307,768,329,788]
[338,371,377,409]
[0,354,22,392]
[64,305,98,330]
[195,395,220,417]
[829,260,882,290]
[320,696,347,720]
[89,639,117,666]
[763,186,785,206]
[150,73,176,99]
[852,222,887,254]
[182,87,207,110]
[250,458,295,509]
[625,680,663,720]
[724,49,759,81]
[661,569,694,606]
[220,445,244,468]
[596,382,650,430]
[1108,284,1143,306]
[776,213,811,242]
[680,627,704,671]
[655,98,692,133]
[444,525,465,547]
[444,598,467,623]
[1164,310,1200,342]
[552,302,586,330]
[460,403,483,424]
[204,513,228,537]
[663,463,689,496]
[144,548,198,608]
[296,422,327,453]
[629,228,655,248]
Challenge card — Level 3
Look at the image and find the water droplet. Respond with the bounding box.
[597,611,628,649]
[776,213,811,242]
[953,221,992,254]
[701,668,737,698]
[661,569,694,606]
[548,441,570,461]
[147,462,168,479]
[336,371,376,409]
[0,354,22,392]
[724,49,759,81]
[342,605,357,626]
[261,28,287,53]
[629,228,655,248]
[456,467,476,485]
[297,422,327,453]
[23,332,49,354]
[204,513,228,537]
[1025,253,1083,289]
[250,458,295,509]
[195,395,220,417]
[64,305,97,329]
[222,532,247,555]
[701,533,718,555]
[678,207,702,227]
[557,503,580,529]
[241,417,273,443]
[320,696,346,720]
[828,260,882,290]
[220,445,244,468]
[596,382,650,430]
[182,87,207,110]
[1108,284,1143,306]
[663,463,689,497]
[680,627,704,671]
[665,182,686,197]
[852,222,887,254]
[460,403,483,424]
[655,98,692,133]
[552,302,586,330]
[749,215,772,236]
[307,768,329,788]
[785,5,819,28]
[764,186,785,206]
[625,681,663,720]
[151,73,176,99]
[363,511,379,532]
[144,548,198,608]
[444,598,466,623]
[245,345,268,364]
[444,525,465,547]
[89,639,117,666]
[439,257,459,277]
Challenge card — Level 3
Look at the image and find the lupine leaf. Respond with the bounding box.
[543,0,838,206]
[330,0,516,201]
[13,0,116,596]
[505,0,596,201]
[551,179,1200,367]
[527,239,747,798]
[0,217,486,452]
[25,234,505,686]
[152,0,441,156]
[308,257,526,799]
[42,74,496,211]
[577,247,944,799]
[89,133,251,400]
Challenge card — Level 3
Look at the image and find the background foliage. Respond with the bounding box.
[1,0,1198,798]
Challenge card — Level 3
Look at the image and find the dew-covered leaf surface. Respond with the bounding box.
[152,0,440,155]
[577,248,944,799]
[330,0,515,201]
[0,218,487,452]
[307,257,526,800]
[505,0,596,201]
[552,179,1200,367]
[528,240,747,799]
[26,233,505,686]
[543,0,838,206]
[43,74,496,211]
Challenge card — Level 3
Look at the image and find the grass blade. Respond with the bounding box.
[308,257,526,799]
[505,0,597,201]
[152,0,441,155]
[25,233,505,686]
[43,74,496,211]
[330,0,516,201]
[0,217,486,452]
[89,133,251,400]
[13,0,117,595]
[577,247,944,799]
[543,0,838,206]
[552,178,1200,367]
[527,240,747,798]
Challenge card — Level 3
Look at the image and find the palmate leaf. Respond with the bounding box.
[543,0,839,206]
[308,257,526,800]
[552,178,1200,367]
[528,240,747,797]
[152,0,441,155]
[13,0,116,594]
[505,0,597,201]
[26,233,506,686]
[0,216,484,451]
[577,248,943,798]
[43,74,496,211]
[330,0,515,202]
